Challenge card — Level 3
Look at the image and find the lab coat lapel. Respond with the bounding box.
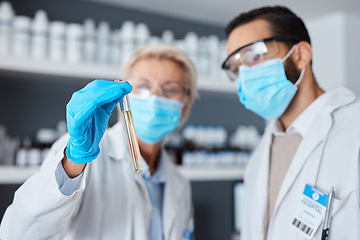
[245,126,272,239]
[163,155,184,240]
[257,131,272,239]
[107,122,128,161]
[125,161,152,239]
[108,122,152,236]
[272,87,356,218]
[272,108,332,215]
[108,122,151,210]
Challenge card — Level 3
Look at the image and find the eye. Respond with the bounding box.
[163,82,184,97]
[164,87,180,95]
[134,80,151,90]
[233,67,239,75]
[138,84,149,89]
[253,54,261,62]
[131,80,151,94]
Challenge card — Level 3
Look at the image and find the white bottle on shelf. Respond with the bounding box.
[161,30,174,45]
[35,128,57,145]
[184,32,198,66]
[15,148,27,166]
[182,151,192,168]
[148,36,161,45]
[120,21,135,66]
[83,18,96,63]
[218,39,228,81]
[5,136,20,165]
[197,36,209,80]
[135,22,150,49]
[174,39,186,52]
[110,29,121,66]
[96,21,110,65]
[28,148,41,166]
[30,10,49,60]
[183,124,196,143]
[208,35,220,79]
[16,137,32,167]
[66,23,83,63]
[0,1,14,55]
[12,16,31,58]
[49,21,66,62]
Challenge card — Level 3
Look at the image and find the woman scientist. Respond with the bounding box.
[0,44,198,240]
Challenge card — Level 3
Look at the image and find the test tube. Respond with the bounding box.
[115,79,143,174]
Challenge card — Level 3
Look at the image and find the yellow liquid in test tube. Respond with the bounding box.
[116,79,143,174]
[122,110,142,173]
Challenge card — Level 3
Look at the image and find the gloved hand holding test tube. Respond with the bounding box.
[65,79,142,174]
[115,79,143,174]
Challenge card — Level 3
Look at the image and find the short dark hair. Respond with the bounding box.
[225,6,311,46]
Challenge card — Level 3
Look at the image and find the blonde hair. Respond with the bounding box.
[120,44,198,125]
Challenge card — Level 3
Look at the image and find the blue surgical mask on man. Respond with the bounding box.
[237,45,305,120]
[129,94,183,144]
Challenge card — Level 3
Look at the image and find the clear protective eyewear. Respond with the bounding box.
[127,77,190,102]
[221,36,299,81]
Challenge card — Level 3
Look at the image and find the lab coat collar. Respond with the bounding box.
[131,150,184,240]
[141,151,167,184]
[108,122,153,218]
[272,92,327,137]
[269,86,356,224]
[108,121,168,184]
[163,152,187,240]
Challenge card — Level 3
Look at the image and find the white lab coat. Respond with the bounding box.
[0,123,193,240]
[242,87,360,240]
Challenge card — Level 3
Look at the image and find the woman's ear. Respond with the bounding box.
[293,41,312,70]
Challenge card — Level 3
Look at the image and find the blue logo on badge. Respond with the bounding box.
[303,184,328,207]
[183,229,193,240]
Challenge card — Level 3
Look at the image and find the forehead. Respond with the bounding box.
[226,19,273,55]
[128,57,185,83]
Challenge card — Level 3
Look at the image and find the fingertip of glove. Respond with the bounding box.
[115,81,132,94]
[124,82,132,94]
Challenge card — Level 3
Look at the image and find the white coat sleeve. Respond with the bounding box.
[0,134,88,240]
[55,160,84,196]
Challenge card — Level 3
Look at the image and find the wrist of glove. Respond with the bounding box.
[65,79,132,164]
[66,137,100,164]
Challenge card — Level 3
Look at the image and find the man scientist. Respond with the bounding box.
[222,6,360,239]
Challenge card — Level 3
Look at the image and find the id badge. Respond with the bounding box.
[291,184,328,239]
[183,229,193,240]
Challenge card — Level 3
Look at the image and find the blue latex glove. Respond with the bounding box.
[65,80,132,164]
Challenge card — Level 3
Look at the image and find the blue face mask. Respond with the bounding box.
[237,45,305,120]
[128,94,183,144]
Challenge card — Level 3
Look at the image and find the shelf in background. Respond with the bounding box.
[197,80,236,93]
[0,166,40,184]
[0,165,244,184]
[0,55,236,93]
[178,167,244,181]
[0,55,120,80]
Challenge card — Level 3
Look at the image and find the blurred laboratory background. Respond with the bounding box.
[0,0,359,239]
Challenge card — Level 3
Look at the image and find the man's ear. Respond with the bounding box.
[293,41,312,70]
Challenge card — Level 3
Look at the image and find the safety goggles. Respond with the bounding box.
[221,36,299,81]
[127,77,190,102]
